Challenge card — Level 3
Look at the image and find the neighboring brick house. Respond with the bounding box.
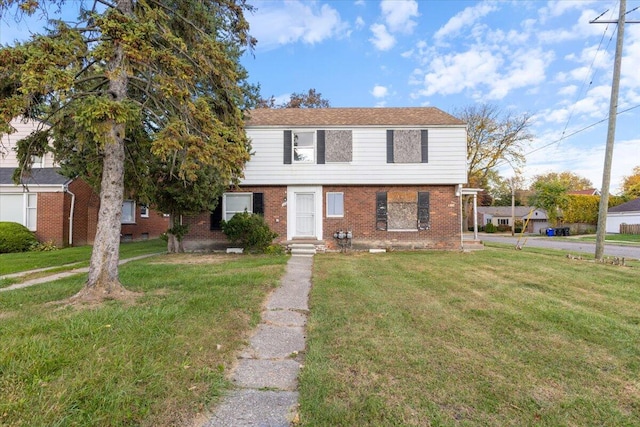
[0,118,169,246]
[183,107,470,251]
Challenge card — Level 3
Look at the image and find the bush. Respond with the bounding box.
[497,224,511,232]
[221,212,278,253]
[484,223,497,233]
[30,240,59,251]
[0,222,38,253]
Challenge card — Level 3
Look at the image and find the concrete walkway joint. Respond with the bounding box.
[203,255,313,427]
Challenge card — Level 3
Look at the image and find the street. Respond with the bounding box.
[477,233,640,260]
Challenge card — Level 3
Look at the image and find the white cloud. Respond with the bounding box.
[380,0,419,34]
[434,1,498,42]
[247,1,348,50]
[538,0,598,23]
[371,85,389,98]
[537,9,605,44]
[559,85,578,96]
[369,23,396,51]
[486,48,552,99]
[355,16,365,30]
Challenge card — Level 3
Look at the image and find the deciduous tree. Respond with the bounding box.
[529,180,569,226]
[258,88,330,109]
[530,171,593,192]
[0,0,256,301]
[621,166,640,198]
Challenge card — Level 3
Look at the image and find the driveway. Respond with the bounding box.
[477,233,640,260]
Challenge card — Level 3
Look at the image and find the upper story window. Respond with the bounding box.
[293,131,315,163]
[31,155,44,168]
[121,200,136,224]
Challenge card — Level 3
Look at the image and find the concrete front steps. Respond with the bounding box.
[285,240,326,256]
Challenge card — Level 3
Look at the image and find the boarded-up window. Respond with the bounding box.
[376,191,431,231]
[325,130,352,162]
[387,130,428,163]
[387,191,417,230]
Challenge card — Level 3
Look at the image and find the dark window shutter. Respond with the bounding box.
[418,191,430,230]
[210,198,223,230]
[317,130,325,164]
[284,130,292,164]
[376,192,388,231]
[421,130,428,163]
[386,130,394,163]
[253,192,264,215]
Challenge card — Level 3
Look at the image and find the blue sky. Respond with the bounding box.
[2,0,639,193]
[243,0,640,193]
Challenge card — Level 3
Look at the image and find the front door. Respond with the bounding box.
[295,193,315,237]
[287,186,322,240]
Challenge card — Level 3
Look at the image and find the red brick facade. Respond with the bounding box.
[183,185,461,251]
[32,179,169,247]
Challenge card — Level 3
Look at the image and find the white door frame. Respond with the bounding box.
[287,186,323,240]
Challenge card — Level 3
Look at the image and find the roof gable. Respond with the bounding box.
[245,107,465,127]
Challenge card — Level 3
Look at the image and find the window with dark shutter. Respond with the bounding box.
[376,192,388,230]
[284,130,292,164]
[386,130,394,163]
[421,130,428,163]
[418,191,430,230]
[317,130,325,164]
[210,198,223,230]
[253,192,264,215]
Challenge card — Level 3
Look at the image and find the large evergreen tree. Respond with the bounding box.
[0,0,257,301]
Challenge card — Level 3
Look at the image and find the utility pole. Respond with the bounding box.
[590,0,638,260]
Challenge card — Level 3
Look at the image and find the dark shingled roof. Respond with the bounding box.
[609,197,640,213]
[0,167,72,186]
[245,107,465,127]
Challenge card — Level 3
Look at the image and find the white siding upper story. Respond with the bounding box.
[0,118,54,168]
[242,126,468,186]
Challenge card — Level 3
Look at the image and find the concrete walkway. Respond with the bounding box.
[203,254,313,427]
[0,253,163,292]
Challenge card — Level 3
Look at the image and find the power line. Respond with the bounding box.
[494,103,640,169]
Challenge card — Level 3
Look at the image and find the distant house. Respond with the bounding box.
[606,197,640,233]
[476,206,549,234]
[0,118,168,246]
[183,107,474,251]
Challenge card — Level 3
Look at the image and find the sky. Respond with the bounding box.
[1,0,639,193]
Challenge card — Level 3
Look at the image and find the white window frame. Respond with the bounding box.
[30,155,44,168]
[26,193,37,231]
[498,218,509,226]
[223,193,253,221]
[121,200,136,224]
[326,192,344,218]
[140,204,149,218]
[293,130,315,164]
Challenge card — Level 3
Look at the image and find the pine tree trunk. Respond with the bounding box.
[73,0,134,301]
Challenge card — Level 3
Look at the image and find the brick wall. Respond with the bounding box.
[68,179,98,246]
[120,207,170,242]
[183,186,287,251]
[182,185,461,251]
[36,192,66,247]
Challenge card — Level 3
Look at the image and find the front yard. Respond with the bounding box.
[1,246,639,426]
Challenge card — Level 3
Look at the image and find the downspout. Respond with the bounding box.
[65,185,76,246]
[457,184,463,250]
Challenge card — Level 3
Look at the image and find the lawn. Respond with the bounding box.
[0,239,167,276]
[299,248,640,426]
[0,253,288,426]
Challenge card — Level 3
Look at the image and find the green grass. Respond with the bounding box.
[577,234,640,244]
[0,253,288,426]
[0,239,167,276]
[299,249,640,426]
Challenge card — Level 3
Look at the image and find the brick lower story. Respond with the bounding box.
[182,184,462,251]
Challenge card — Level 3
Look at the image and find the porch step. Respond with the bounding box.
[289,243,317,256]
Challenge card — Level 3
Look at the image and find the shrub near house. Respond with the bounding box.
[0,222,37,253]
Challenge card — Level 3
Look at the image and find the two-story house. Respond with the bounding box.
[0,118,169,246]
[182,107,470,251]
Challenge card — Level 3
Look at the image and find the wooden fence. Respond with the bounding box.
[620,224,640,234]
